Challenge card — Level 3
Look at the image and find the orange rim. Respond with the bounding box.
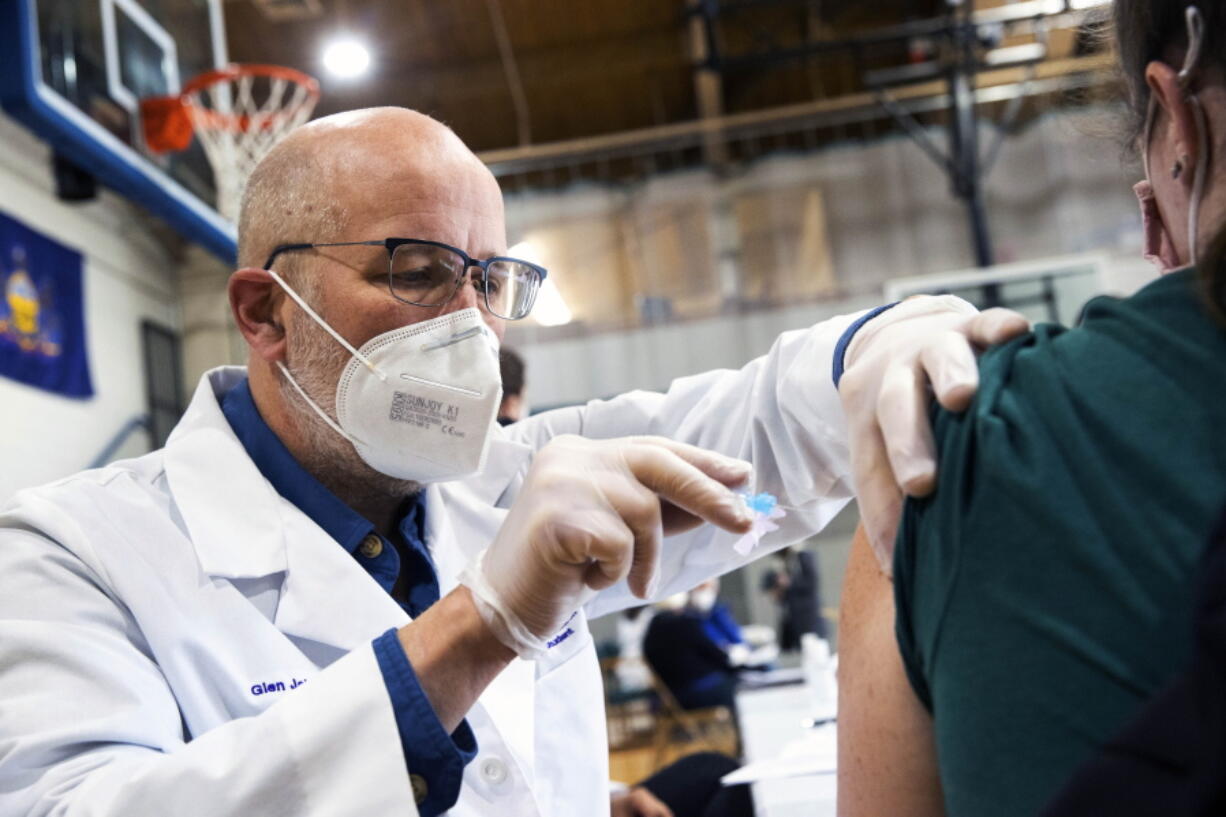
[182,63,320,97]
[180,63,321,133]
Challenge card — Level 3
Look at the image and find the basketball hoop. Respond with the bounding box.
[141,64,321,222]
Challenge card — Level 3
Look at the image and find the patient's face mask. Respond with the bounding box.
[690,587,718,613]
[1133,179,1182,273]
[1135,5,1210,274]
[269,270,503,483]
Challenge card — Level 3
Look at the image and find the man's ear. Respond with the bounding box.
[1146,60,1200,185]
[229,268,287,363]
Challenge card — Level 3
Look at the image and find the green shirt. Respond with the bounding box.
[894,268,1226,817]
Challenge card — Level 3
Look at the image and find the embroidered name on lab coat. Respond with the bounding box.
[250,677,308,696]
[547,628,574,648]
[547,612,578,649]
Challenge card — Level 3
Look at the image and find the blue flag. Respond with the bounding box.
[0,211,92,398]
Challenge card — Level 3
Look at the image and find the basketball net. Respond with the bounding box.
[142,64,321,223]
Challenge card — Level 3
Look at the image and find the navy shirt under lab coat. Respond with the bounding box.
[222,379,475,817]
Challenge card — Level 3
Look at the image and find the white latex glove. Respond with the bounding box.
[839,296,1030,575]
[460,435,755,659]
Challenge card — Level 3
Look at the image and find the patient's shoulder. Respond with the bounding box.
[891,270,1226,817]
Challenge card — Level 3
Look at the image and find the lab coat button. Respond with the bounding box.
[480,757,508,785]
[358,535,383,559]
[410,774,428,804]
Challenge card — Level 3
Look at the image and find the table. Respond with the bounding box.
[729,681,837,817]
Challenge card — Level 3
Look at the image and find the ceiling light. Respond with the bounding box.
[323,39,371,79]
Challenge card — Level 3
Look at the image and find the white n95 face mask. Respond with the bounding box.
[268,270,503,483]
[689,588,718,613]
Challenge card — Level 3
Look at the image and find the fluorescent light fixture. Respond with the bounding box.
[323,39,371,78]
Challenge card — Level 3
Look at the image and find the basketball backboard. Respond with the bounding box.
[0,0,236,261]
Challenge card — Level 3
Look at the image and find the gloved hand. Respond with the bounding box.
[460,435,755,659]
[839,296,1030,575]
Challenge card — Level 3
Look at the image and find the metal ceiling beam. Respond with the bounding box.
[688,0,729,167]
[695,0,1100,72]
[484,0,532,146]
[477,53,1112,175]
[949,0,993,269]
[665,0,1104,271]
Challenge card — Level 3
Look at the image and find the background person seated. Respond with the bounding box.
[691,578,778,670]
[644,592,740,714]
[691,578,743,653]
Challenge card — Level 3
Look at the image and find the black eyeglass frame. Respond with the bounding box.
[262,238,548,320]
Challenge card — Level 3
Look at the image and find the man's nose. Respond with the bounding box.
[437,269,505,336]
[438,271,480,313]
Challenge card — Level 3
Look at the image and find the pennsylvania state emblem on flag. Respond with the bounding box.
[0,210,92,397]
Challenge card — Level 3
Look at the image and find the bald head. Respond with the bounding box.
[236,107,503,274]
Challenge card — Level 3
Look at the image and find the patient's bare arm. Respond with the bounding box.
[837,524,944,817]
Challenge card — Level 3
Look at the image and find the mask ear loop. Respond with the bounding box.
[1178,6,1207,265]
[1178,6,1205,85]
[1186,97,1209,265]
[1141,94,1158,181]
[274,359,367,446]
[266,269,387,382]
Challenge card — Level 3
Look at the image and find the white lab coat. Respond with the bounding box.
[0,315,857,817]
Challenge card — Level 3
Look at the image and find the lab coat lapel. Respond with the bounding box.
[165,368,288,580]
[167,368,408,653]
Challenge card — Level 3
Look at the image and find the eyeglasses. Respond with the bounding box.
[263,238,548,321]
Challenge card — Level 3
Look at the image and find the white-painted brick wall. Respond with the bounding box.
[0,112,180,501]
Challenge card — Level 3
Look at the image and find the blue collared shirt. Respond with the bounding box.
[221,379,476,816]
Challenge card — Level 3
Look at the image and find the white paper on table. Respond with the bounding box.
[720,723,837,785]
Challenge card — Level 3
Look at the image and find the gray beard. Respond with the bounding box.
[279,311,421,502]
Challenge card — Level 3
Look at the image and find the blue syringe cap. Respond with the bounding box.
[741,491,778,516]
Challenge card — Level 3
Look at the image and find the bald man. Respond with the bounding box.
[0,108,1027,817]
